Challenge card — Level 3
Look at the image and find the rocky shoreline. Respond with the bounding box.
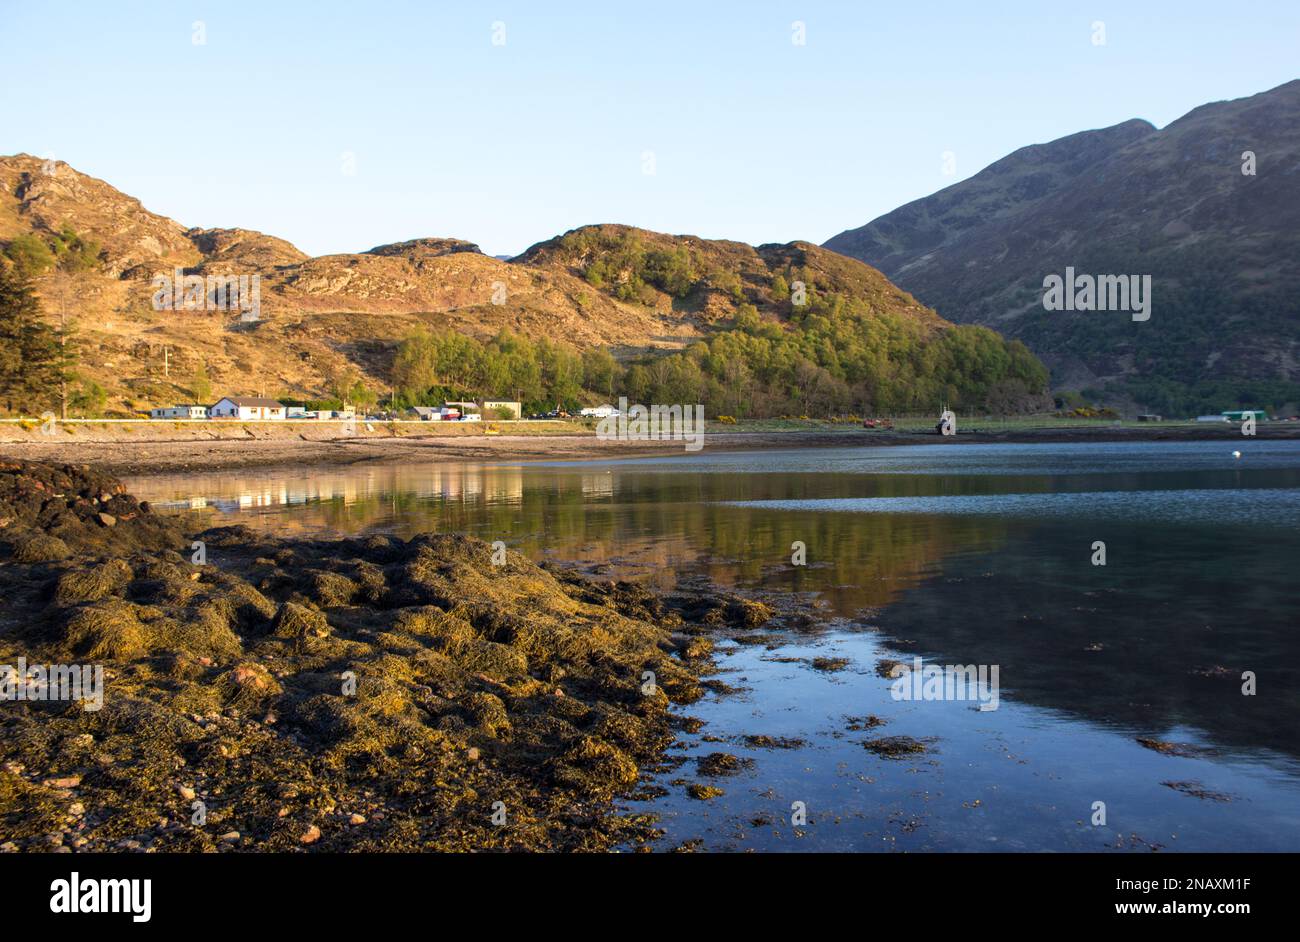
[0,461,774,852]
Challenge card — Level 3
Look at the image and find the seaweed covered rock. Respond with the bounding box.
[0,461,728,852]
[667,591,774,629]
[55,558,133,604]
[11,532,70,563]
[462,691,511,738]
[218,663,283,709]
[271,601,331,640]
[61,599,156,660]
[0,460,186,559]
[550,736,640,799]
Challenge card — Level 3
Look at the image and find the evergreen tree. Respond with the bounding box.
[0,264,61,414]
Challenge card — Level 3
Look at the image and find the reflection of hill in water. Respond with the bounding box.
[127,464,1011,610]
[871,519,1300,762]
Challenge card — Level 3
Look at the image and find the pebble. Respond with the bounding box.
[96,512,116,527]
[300,824,322,844]
[467,747,480,761]
[44,775,81,789]
[177,785,196,800]
[218,831,241,842]
[68,803,85,816]
[349,814,366,825]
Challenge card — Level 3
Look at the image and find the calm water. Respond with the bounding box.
[125,441,1300,852]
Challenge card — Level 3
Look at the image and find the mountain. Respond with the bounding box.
[824,80,1300,414]
[0,155,1044,416]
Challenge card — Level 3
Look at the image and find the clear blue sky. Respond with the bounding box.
[3,1,1296,258]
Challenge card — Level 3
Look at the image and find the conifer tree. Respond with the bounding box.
[0,264,61,415]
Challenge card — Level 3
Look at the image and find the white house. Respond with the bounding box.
[209,397,287,420]
[579,404,619,418]
[149,404,209,419]
[483,400,521,419]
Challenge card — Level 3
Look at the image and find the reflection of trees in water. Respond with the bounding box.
[135,464,1016,613]
[297,495,1014,615]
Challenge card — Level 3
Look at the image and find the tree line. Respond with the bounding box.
[391,306,1049,418]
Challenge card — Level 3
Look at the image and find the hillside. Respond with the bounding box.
[0,156,1046,417]
[824,80,1300,414]
[519,223,948,327]
[0,156,703,412]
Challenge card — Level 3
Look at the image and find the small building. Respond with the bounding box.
[150,404,209,420]
[580,404,619,418]
[209,396,286,421]
[482,400,522,420]
[1137,414,1162,422]
[1196,415,1231,423]
[411,406,439,421]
